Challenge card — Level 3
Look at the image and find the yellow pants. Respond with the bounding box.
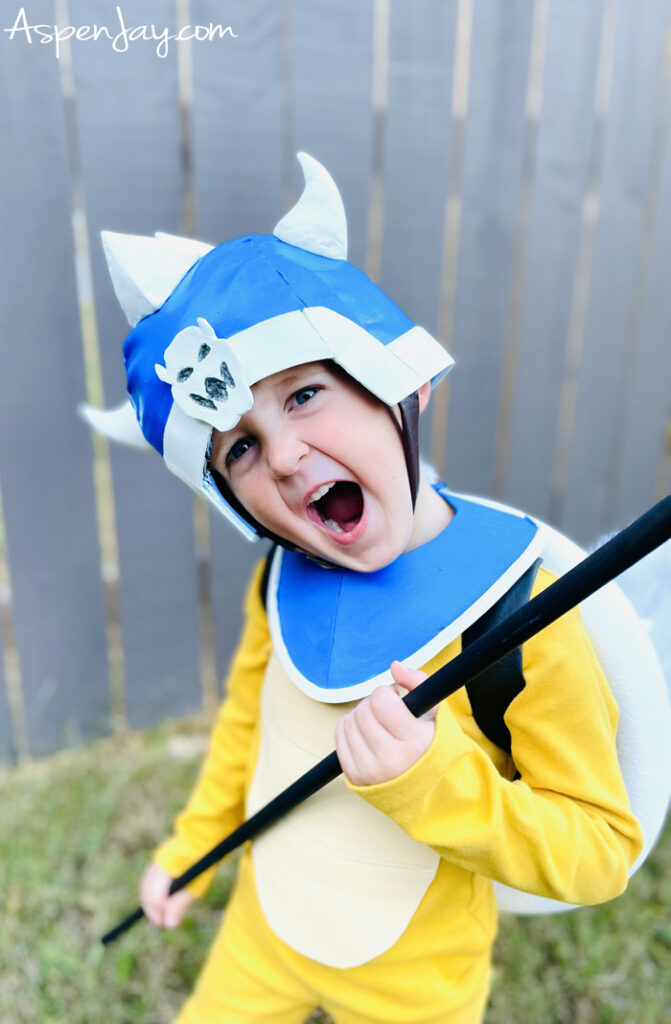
[176,854,491,1024]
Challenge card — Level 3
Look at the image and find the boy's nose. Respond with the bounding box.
[265,428,309,480]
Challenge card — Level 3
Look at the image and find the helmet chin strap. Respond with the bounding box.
[209,465,339,568]
[398,391,420,510]
[209,389,421,562]
[209,465,306,551]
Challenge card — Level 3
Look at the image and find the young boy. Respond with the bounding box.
[84,155,645,1023]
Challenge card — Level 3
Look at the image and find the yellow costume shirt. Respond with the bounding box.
[154,560,643,1023]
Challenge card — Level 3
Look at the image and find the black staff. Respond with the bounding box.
[102,495,671,946]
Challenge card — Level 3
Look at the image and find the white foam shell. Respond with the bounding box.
[493,520,671,915]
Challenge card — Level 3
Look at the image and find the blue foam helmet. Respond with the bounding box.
[80,154,453,539]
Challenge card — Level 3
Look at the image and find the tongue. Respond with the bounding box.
[319,482,363,525]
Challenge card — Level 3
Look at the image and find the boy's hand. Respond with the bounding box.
[335,661,436,786]
[140,861,195,929]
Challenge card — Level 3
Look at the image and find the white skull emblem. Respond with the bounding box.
[155,318,253,431]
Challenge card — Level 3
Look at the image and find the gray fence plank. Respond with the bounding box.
[2,0,671,758]
[560,0,667,544]
[445,0,535,496]
[190,0,284,241]
[504,0,604,522]
[189,0,284,683]
[380,0,457,339]
[0,3,110,756]
[69,0,202,729]
[612,61,671,531]
[290,0,376,270]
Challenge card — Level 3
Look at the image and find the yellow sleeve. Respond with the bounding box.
[153,559,271,897]
[351,568,644,906]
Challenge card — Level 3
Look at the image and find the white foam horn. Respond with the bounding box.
[273,152,348,260]
[77,399,151,450]
[101,230,213,327]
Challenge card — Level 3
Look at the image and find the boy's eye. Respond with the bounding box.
[226,436,256,466]
[293,385,321,406]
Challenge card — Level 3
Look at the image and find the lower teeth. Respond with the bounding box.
[323,518,343,533]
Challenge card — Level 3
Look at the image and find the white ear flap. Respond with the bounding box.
[101,230,213,327]
[273,152,348,260]
[77,399,151,450]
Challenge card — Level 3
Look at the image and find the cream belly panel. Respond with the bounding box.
[246,652,440,968]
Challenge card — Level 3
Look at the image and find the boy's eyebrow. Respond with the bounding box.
[269,363,323,392]
[211,363,326,456]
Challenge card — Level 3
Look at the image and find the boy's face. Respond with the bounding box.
[210,362,428,572]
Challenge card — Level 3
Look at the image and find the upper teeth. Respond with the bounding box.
[308,481,336,504]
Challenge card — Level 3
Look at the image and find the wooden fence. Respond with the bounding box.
[0,0,669,763]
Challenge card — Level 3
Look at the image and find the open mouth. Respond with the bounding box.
[306,481,364,534]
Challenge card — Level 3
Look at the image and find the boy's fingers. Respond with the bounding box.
[338,708,381,767]
[141,884,194,929]
[337,687,436,785]
[368,685,426,740]
[335,717,374,784]
[140,862,175,927]
[390,660,428,692]
[389,662,437,721]
[368,685,438,742]
[164,889,195,928]
[141,898,164,927]
[142,862,172,896]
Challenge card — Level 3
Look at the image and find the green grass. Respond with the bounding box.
[1,720,668,1024]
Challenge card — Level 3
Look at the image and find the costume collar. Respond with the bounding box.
[266,487,546,703]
